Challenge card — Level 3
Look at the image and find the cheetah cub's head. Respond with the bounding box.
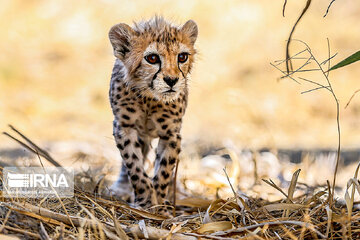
[109,17,198,102]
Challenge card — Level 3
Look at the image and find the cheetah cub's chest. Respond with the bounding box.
[144,96,187,139]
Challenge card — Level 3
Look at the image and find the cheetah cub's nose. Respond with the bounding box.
[163,77,179,88]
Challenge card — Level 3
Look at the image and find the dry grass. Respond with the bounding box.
[1,127,360,239]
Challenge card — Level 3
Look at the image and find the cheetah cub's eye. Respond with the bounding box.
[145,54,160,64]
[178,53,189,63]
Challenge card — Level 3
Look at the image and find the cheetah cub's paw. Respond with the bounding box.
[156,200,174,218]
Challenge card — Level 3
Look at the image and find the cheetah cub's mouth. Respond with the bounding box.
[165,89,176,93]
[162,89,177,100]
[108,17,198,103]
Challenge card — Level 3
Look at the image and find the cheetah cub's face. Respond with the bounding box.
[109,18,198,102]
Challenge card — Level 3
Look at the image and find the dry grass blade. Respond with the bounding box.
[298,77,327,89]
[9,202,88,227]
[279,224,298,240]
[263,203,306,212]
[284,169,301,217]
[197,221,233,234]
[39,222,50,240]
[321,53,338,66]
[111,208,129,240]
[77,203,107,240]
[325,205,332,237]
[285,0,312,74]
[270,62,301,84]
[102,227,121,240]
[345,165,358,216]
[138,220,149,239]
[345,89,360,109]
[282,0,288,17]
[2,132,39,158]
[301,86,329,94]
[203,199,226,224]
[3,125,62,167]
[2,226,41,239]
[8,125,55,164]
[223,168,244,211]
[274,49,308,66]
[82,194,113,220]
[0,209,12,233]
[176,197,212,208]
[262,179,289,199]
[345,161,360,238]
[304,190,326,205]
[4,203,66,226]
[323,0,337,17]
[287,169,301,202]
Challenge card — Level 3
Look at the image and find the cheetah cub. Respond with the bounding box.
[108,17,198,212]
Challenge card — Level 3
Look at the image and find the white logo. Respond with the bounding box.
[7,173,30,187]
[3,167,74,198]
[7,173,69,188]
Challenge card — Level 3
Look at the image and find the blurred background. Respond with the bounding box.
[1,0,360,197]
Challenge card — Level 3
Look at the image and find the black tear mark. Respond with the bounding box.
[151,61,162,89]
[178,62,186,79]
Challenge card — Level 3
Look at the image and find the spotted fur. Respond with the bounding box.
[108,17,198,213]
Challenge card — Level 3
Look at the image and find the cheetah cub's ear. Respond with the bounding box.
[181,20,198,45]
[109,23,136,60]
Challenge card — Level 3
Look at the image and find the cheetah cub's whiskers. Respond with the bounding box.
[107,17,197,215]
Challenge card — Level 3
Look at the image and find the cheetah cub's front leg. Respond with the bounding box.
[152,106,184,206]
[153,135,180,203]
[113,122,157,208]
[107,17,198,213]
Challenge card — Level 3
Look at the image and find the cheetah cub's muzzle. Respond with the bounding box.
[107,17,198,216]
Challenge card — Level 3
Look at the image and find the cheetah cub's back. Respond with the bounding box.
[107,17,198,215]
